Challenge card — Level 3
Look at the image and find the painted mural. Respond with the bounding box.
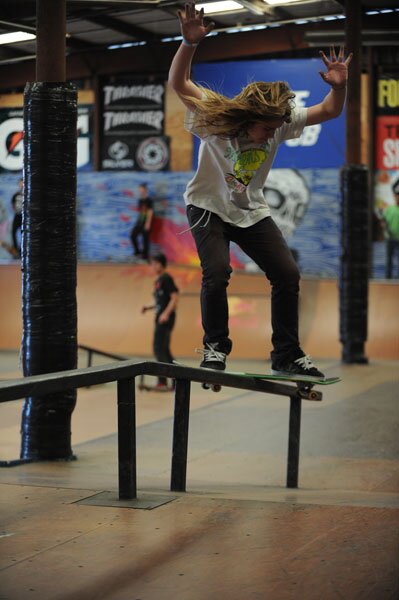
[0,169,341,276]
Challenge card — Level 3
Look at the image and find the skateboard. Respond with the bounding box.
[201,371,341,398]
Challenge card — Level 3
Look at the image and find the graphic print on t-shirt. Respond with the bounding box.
[224,143,270,191]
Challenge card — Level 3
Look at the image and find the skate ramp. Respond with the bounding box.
[0,263,398,360]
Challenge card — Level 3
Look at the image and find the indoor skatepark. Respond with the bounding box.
[1,0,399,599]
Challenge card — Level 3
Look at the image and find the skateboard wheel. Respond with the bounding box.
[202,382,211,390]
[211,384,222,392]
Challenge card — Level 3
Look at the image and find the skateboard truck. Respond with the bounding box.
[201,382,222,393]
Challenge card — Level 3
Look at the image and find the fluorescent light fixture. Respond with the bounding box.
[0,31,36,45]
[161,35,183,42]
[227,23,268,34]
[108,41,146,50]
[197,1,244,15]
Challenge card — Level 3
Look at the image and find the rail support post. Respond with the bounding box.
[286,394,302,488]
[171,378,191,492]
[117,378,136,499]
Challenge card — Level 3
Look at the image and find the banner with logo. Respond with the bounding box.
[101,77,169,171]
[193,59,346,169]
[0,105,93,173]
[373,73,399,277]
[375,74,399,171]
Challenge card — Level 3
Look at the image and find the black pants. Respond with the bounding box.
[385,239,399,278]
[187,206,302,364]
[130,222,150,259]
[153,315,175,384]
[12,213,22,255]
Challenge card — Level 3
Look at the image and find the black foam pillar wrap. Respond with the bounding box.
[21,82,77,460]
[339,165,369,364]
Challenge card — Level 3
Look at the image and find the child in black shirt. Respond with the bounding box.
[141,253,179,388]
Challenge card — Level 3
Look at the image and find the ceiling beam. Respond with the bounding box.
[0,16,97,53]
[0,45,33,60]
[0,2,37,23]
[85,12,158,41]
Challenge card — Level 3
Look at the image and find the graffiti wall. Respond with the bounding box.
[0,168,340,276]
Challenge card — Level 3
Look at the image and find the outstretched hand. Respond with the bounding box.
[319,46,353,90]
[177,2,214,45]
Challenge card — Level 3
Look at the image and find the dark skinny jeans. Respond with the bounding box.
[130,222,150,259]
[187,205,302,365]
[153,314,175,384]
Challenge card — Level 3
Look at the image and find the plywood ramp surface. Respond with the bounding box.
[0,264,398,359]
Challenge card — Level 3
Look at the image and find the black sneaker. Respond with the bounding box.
[272,355,325,380]
[196,343,226,371]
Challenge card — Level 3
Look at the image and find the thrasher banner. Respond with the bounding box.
[101,135,170,171]
[101,76,166,171]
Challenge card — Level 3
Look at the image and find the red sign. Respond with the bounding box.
[375,115,399,169]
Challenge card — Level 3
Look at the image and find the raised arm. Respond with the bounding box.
[307,46,353,126]
[168,3,214,110]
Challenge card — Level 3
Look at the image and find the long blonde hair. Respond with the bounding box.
[187,81,295,138]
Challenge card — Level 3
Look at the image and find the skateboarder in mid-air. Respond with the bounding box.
[168,2,352,379]
[141,253,179,389]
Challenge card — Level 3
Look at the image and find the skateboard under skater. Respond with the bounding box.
[201,371,341,398]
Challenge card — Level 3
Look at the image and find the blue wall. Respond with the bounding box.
[192,59,346,169]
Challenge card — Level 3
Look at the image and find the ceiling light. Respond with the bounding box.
[197,1,244,15]
[108,41,146,50]
[0,31,36,46]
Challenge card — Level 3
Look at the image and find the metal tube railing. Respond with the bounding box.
[0,360,321,497]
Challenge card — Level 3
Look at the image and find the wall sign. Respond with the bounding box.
[0,106,92,172]
[101,77,169,171]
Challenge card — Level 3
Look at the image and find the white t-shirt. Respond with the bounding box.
[184,106,307,227]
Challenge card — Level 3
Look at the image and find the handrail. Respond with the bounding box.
[78,343,127,370]
[0,360,306,403]
[0,360,322,498]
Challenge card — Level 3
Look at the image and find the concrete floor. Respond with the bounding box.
[0,351,398,599]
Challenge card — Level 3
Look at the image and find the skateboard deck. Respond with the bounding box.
[222,372,341,385]
[173,362,340,395]
[202,371,341,400]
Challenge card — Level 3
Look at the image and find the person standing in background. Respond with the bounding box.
[141,253,179,389]
[11,178,23,257]
[383,179,399,279]
[130,183,154,261]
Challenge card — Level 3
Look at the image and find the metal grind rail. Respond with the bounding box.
[0,360,322,498]
[78,344,128,368]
